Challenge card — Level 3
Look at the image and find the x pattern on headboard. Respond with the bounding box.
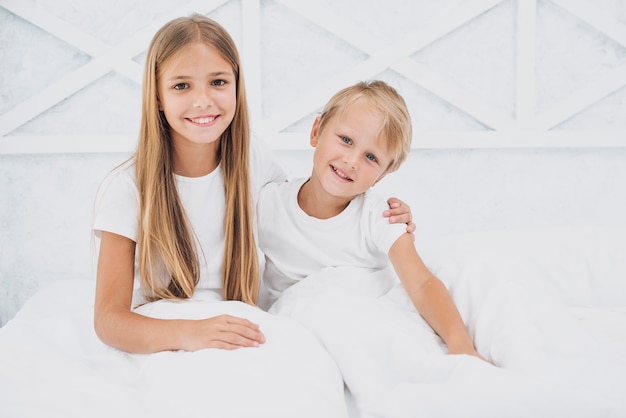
[0,0,624,153]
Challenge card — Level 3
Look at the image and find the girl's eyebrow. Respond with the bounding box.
[165,71,234,81]
[207,70,235,77]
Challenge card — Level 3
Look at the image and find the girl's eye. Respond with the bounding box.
[341,136,352,145]
[173,83,189,90]
[366,153,378,163]
[212,79,226,86]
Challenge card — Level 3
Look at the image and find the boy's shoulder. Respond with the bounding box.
[361,189,390,211]
[258,177,306,206]
[263,177,306,192]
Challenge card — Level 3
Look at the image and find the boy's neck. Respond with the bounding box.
[297,177,353,219]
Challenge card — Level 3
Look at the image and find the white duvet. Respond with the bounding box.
[1,227,625,418]
[270,227,626,418]
[0,281,349,418]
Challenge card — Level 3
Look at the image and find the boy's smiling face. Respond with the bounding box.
[309,97,392,202]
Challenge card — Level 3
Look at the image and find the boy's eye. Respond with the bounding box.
[366,153,378,163]
[173,83,189,90]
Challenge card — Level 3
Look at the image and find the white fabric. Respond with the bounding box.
[2,227,626,417]
[0,280,349,418]
[0,138,353,418]
[257,177,406,309]
[92,138,286,305]
[270,227,626,418]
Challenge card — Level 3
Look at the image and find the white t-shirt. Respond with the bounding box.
[257,177,406,308]
[92,139,286,305]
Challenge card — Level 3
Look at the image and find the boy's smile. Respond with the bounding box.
[300,97,392,218]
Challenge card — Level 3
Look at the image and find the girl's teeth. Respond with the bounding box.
[193,117,215,124]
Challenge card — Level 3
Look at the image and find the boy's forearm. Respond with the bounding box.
[388,235,478,355]
[411,278,476,354]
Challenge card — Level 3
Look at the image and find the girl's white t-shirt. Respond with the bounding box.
[92,139,286,305]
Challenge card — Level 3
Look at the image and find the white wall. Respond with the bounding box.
[1,0,625,325]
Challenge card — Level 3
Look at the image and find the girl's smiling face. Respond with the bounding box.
[158,41,236,149]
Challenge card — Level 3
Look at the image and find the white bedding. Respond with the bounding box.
[1,227,625,418]
[0,280,349,418]
[270,227,626,418]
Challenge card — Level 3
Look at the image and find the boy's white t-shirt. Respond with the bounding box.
[257,177,406,308]
[92,139,286,305]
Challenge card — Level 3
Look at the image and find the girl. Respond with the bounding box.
[92,14,413,354]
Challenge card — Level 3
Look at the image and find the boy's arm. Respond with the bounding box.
[388,234,484,360]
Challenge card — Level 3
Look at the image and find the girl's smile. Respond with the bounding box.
[187,115,219,126]
[158,41,236,151]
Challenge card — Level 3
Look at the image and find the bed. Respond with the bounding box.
[1,226,625,417]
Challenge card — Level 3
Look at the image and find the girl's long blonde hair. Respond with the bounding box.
[134,14,258,304]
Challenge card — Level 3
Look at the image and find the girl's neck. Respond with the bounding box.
[297,177,351,219]
[172,141,220,177]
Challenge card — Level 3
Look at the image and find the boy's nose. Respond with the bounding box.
[343,152,358,170]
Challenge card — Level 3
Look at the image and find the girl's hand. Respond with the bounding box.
[384,197,416,234]
[180,315,266,351]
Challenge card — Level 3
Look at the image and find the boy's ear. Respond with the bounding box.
[310,117,321,147]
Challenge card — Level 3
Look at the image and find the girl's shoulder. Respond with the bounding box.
[249,135,287,192]
[92,158,140,241]
[102,158,135,183]
[95,158,137,200]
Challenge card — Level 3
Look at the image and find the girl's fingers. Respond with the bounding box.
[212,315,266,347]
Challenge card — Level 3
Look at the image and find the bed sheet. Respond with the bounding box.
[0,279,350,418]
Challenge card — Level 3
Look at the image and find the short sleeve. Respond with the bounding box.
[363,192,407,255]
[250,136,287,198]
[92,161,139,242]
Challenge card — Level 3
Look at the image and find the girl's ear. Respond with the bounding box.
[310,117,321,148]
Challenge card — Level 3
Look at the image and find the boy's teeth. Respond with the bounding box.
[334,167,350,179]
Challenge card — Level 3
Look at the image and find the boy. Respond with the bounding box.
[257,80,479,360]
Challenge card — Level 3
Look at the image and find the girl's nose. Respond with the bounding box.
[193,88,212,108]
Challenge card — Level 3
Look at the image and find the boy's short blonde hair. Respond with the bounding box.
[316,80,412,174]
